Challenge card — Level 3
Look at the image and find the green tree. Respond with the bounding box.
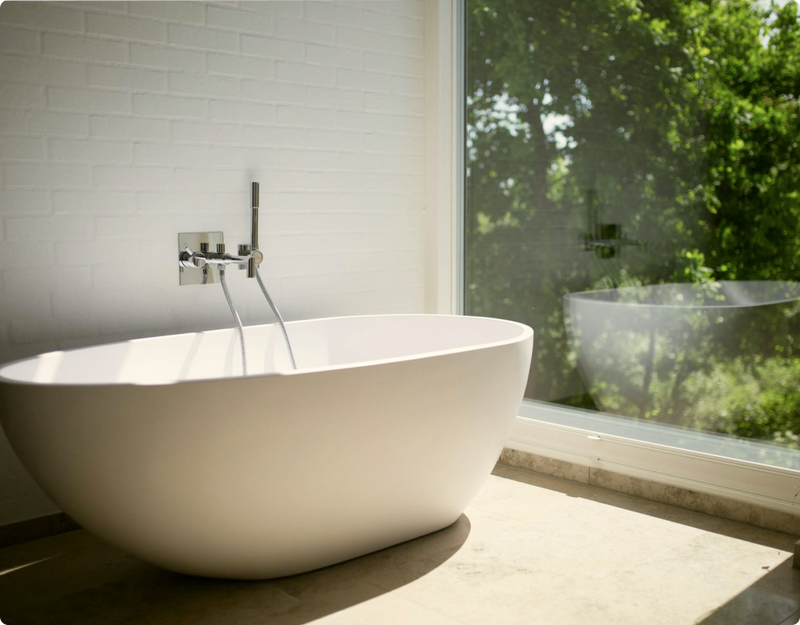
[466,0,800,443]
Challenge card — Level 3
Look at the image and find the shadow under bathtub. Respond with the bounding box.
[0,515,471,625]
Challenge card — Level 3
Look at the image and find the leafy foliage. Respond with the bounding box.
[466,0,800,445]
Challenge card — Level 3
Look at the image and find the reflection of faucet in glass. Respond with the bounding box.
[582,189,645,259]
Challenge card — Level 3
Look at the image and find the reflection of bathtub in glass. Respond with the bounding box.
[563,281,800,428]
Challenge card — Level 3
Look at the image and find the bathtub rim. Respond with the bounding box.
[563,280,800,311]
[0,313,533,389]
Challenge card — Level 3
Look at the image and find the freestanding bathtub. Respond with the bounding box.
[0,314,533,579]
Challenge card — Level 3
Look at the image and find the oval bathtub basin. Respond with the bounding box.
[563,281,800,424]
[0,314,533,580]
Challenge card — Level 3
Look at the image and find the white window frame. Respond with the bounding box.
[425,0,464,316]
[430,0,800,517]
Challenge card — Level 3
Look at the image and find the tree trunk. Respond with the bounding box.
[524,102,550,212]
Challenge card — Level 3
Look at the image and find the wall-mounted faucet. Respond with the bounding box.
[179,243,262,272]
[177,184,263,285]
[176,182,297,372]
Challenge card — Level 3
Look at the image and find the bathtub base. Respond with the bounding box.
[155,516,461,580]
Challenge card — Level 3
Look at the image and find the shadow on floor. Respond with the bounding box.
[696,559,800,625]
[0,514,471,625]
[0,512,80,550]
[493,464,800,624]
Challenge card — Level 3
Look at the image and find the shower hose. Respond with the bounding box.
[218,264,298,376]
[255,265,298,370]
[218,266,247,376]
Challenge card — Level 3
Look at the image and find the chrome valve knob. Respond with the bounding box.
[179,246,207,269]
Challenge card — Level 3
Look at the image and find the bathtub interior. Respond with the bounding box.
[0,315,529,386]
[564,280,800,309]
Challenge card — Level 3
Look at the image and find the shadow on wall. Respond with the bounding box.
[0,515,471,624]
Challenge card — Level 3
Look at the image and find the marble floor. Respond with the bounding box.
[1,464,799,625]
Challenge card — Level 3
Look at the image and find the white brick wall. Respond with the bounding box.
[0,0,427,525]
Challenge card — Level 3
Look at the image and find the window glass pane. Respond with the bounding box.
[465,0,800,466]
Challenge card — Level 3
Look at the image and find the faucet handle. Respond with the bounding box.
[179,246,206,268]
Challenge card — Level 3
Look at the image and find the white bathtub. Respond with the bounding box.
[0,314,533,579]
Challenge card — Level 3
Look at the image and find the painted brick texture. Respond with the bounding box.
[0,0,427,366]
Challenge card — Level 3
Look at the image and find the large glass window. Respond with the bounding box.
[465,0,800,467]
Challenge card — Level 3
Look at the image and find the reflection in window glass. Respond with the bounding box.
[465,0,800,459]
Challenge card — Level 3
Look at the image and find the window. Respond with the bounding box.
[464,0,800,476]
